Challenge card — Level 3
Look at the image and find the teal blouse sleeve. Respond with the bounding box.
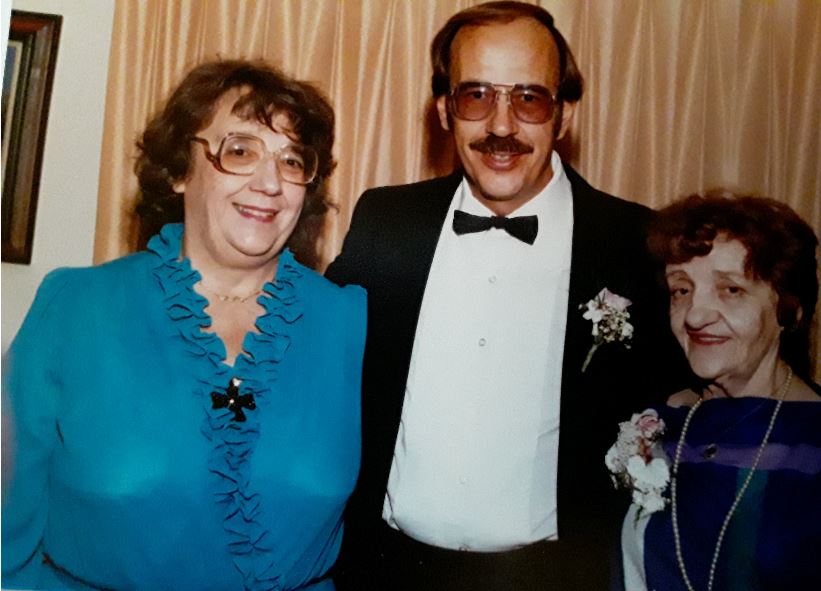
[2,269,73,586]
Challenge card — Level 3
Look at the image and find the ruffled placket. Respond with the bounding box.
[148,224,304,591]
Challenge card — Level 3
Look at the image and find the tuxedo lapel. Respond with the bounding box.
[559,165,654,388]
[561,168,607,390]
[556,166,626,538]
[367,173,461,499]
[555,164,661,543]
[392,174,461,317]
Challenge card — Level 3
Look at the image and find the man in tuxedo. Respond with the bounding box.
[326,2,686,589]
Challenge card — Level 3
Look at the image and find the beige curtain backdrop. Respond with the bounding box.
[95,0,820,377]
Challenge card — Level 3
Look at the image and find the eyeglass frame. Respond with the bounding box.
[190,133,318,185]
[447,81,559,124]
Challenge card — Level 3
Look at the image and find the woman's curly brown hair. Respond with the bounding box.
[134,59,336,269]
[648,192,819,381]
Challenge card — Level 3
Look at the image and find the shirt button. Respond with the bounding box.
[488,275,497,284]
[478,338,487,347]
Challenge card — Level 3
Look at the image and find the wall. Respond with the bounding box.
[1,0,114,351]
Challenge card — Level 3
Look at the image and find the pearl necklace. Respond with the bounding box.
[670,368,793,591]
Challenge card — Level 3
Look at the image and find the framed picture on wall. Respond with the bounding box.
[2,10,62,264]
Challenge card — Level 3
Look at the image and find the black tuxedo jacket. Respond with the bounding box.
[326,165,688,589]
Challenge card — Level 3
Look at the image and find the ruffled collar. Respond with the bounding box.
[147,223,304,591]
[147,223,304,371]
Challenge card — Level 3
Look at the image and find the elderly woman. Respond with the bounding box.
[614,193,820,590]
[2,60,365,591]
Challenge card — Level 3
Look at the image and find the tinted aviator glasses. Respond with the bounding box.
[192,133,318,185]
[448,82,558,124]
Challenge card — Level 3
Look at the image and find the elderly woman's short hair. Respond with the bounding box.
[648,192,819,380]
[135,59,336,267]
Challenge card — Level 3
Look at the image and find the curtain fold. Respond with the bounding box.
[95,0,820,376]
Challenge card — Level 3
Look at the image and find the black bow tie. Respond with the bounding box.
[452,210,538,245]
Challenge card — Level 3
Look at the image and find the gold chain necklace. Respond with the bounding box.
[198,282,263,304]
[670,368,793,591]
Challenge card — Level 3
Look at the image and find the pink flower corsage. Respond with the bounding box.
[605,409,671,515]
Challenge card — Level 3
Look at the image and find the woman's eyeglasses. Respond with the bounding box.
[448,81,558,124]
[191,134,318,185]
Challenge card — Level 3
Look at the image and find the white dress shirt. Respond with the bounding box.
[383,151,574,550]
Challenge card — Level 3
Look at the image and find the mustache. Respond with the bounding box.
[469,134,534,155]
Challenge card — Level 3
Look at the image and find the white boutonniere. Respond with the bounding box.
[605,409,671,516]
[579,287,634,372]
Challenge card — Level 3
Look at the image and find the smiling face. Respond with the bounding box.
[174,88,306,271]
[436,17,576,216]
[666,238,784,394]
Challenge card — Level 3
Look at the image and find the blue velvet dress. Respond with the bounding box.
[2,224,367,591]
[620,398,821,590]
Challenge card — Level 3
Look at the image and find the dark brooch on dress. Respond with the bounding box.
[211,377,256,422]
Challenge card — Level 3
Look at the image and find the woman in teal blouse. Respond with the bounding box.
[2,60,366,591]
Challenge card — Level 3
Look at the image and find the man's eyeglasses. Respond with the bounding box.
[448,82,558,124]
[191,134,318,185]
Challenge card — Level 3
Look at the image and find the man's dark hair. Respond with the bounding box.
[430,1,583,103]
[648,192,819,381]
[135,59,335,268]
